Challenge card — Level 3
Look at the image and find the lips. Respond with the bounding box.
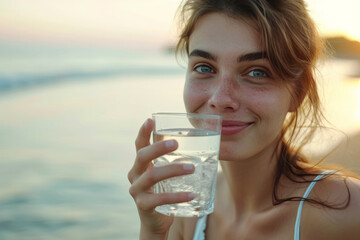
[221,120,253,135]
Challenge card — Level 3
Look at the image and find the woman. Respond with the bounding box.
[128,0,360,239]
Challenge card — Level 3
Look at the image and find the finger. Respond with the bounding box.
[130,163,194,193]
[128,139,178,183]
[135,118,154,152]
[135,192,196,212]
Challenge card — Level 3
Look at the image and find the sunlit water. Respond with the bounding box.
[0,43,359,239]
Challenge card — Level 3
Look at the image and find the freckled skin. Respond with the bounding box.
[183,13,293,162]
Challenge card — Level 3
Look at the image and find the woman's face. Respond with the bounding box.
[184,13,294,161]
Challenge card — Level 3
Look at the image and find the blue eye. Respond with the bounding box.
[248,69,267,78]
[194,65,214,73]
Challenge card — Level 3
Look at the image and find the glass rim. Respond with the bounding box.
[152,112,223,120]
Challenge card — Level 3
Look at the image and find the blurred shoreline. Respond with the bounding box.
[1,35,360,93]
[326,36,360,60]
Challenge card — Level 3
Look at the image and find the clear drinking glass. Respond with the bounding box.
[152,112,222,217]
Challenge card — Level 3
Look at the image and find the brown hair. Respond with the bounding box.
[176,0,350,208]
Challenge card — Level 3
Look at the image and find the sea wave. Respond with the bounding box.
[0,42,185,92]
[0,66,185,92]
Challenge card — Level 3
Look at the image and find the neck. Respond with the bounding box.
[218,144,280,218]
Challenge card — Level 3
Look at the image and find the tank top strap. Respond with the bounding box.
[294,170,336,240]
[193,215,207,240]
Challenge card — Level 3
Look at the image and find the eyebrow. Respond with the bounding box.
[189,49,217,61]
[189,49,268,62]
[237,51,268,62]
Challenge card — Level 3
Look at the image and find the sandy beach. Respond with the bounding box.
[319,131,360,175]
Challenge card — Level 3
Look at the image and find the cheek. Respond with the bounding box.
[246,87,291,121]
[243,87,270,112]
[183,88,193,112]
[183,80,209,113]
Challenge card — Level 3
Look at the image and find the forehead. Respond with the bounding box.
[188,13,262,57]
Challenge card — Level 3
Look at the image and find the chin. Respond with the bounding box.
[218,149,237,162]
[218,144,251,162]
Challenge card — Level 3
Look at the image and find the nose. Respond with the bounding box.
[208,75,240,111]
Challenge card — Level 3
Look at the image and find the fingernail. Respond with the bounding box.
[165,140,175,148]
[144,119,150,128]
[188,193,196,199]
[183,164,194,171]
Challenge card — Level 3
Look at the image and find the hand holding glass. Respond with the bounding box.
[152,113,222,217]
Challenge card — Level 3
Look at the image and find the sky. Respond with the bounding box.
[0,0,359,50]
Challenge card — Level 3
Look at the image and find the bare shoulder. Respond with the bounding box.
[345,176,360,200]
[302,175,360,240]
[339,176,360,222]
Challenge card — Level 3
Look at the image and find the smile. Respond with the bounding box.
[221,120,253,136]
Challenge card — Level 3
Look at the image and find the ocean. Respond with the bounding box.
[0,42,359,239]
